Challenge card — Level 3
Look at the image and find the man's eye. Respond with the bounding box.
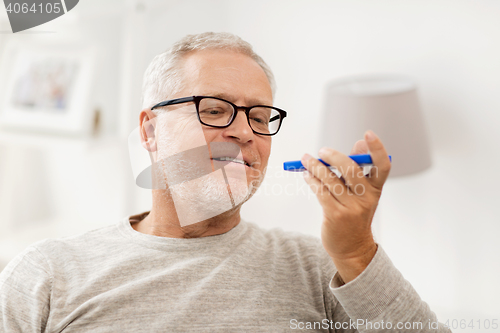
[251,116,268,124]
[200,109,227,115]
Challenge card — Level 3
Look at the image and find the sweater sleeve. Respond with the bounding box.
[0,246,52,333]
[330,245,451,333]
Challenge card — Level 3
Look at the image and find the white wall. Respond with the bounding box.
[1,1,499,330]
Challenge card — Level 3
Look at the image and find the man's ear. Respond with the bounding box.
[139,109,157,152]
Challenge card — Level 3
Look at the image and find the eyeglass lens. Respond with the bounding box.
[198,98,281,135]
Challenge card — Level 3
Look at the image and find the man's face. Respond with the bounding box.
[149,49,273,225]
[167,49,273,191]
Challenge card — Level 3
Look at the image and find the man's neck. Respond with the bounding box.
[131,190,242,238]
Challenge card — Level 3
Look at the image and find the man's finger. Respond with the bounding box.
[350,140,369,155]
[364,130,391,189]
[303,170,345,208]
[301,154,353,205]
[317,148,368,195]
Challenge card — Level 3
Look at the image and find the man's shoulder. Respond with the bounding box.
[2,221,123,282]
[28,221,122,260]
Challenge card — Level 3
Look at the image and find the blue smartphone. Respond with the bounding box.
[283,154,392,172]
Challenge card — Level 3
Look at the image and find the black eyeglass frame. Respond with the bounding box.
[150,96,287,136]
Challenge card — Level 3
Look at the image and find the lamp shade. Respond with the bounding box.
[320,74,432,177]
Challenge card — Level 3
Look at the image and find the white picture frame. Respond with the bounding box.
[0,40,96,136]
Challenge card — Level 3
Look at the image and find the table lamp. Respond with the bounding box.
[320,74,432,177]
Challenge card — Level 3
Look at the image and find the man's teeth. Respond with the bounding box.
[213,157,248,166]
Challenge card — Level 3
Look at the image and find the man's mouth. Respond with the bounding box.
[211,156,251,167]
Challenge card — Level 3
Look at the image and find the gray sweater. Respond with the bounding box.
[0,212,451,332]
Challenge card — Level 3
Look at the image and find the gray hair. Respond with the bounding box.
[141,32,276,110]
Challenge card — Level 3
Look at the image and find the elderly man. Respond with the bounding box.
[0,32,450,332]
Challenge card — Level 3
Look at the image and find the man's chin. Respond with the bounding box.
[167,178,241,227]
[159,165,264,227]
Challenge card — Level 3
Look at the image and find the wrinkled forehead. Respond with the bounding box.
[177,49,273,106]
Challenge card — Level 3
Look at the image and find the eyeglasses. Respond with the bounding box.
[150,96,287,136]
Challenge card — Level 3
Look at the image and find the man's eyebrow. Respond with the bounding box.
[205,92,233,101]
[203,93,271,106]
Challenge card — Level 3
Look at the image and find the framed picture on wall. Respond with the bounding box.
[0,40,96,136]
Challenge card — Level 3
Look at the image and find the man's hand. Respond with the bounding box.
[302,130,391,283]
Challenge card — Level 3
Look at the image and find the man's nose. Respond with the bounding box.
[223,110,254,143]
